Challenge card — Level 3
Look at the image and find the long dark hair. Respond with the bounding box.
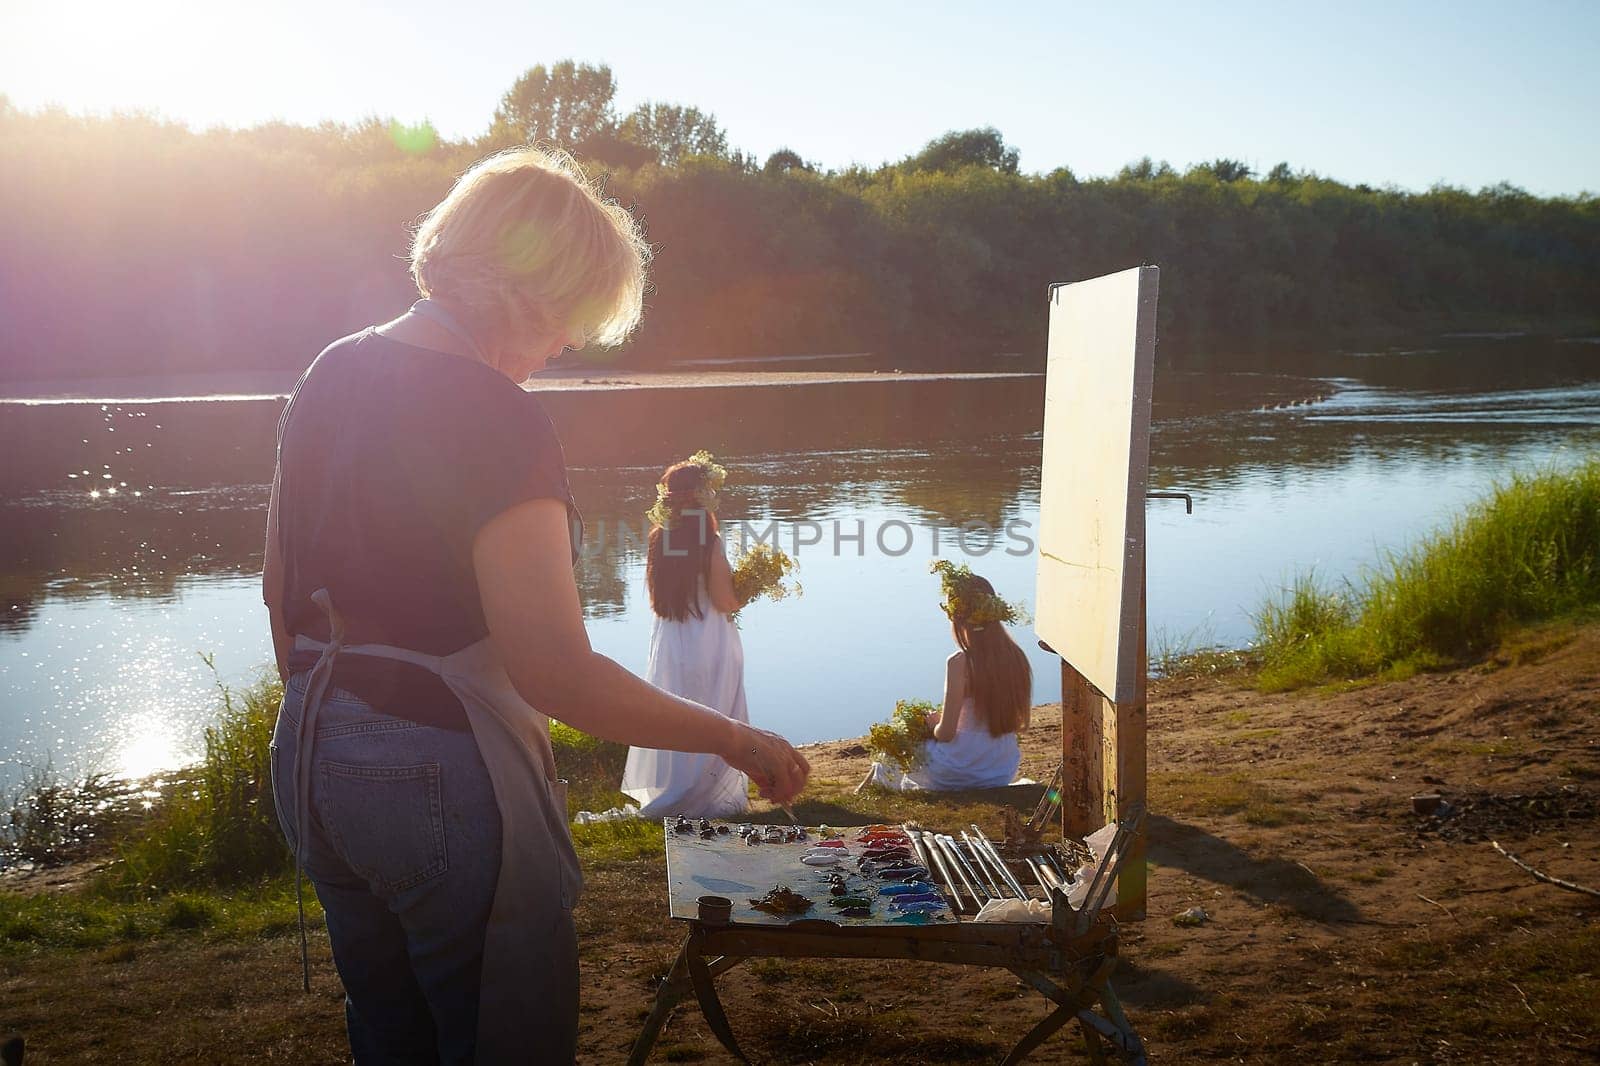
[951,574,1032,737]
[646,461,716,621]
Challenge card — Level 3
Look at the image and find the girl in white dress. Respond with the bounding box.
[867,563,1033,791]
[621,455,751,817]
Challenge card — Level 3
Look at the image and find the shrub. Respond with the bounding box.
[103,671,288,896]
[3,768,138,868]
[1253,458,1600,688]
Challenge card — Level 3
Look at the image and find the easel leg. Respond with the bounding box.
[1060,660,1107,839]
[686,929,750,1063]
[1111,583,1148,920]
[1097,982,1146,1065]
[627,938,692,1066]
[1077,1018,1110,1066]
[1004,969,1101,1065]
[998,1002,1078,1066]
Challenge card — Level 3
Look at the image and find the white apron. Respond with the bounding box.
[291,587,583,1062]
[285,299,583,1060]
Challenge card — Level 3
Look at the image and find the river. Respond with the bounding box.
[2,336,1597,791]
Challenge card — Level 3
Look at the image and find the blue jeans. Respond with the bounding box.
[271,674,513,1065]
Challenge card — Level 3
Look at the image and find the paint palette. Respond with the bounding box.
[663,820,957,927]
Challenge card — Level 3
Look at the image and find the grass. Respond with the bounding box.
[1151,770,1310,827]
[3,766,147,868]
[100,667,289,899]
[1369,919,1600,1042]
[567,817,662,864]
[0,882,321,954]
[549,720,631,816]
[1254,458,1600,689]
[0,672,655,951]
[1150,624,1255,681]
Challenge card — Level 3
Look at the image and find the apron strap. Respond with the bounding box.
[294,586,347,992]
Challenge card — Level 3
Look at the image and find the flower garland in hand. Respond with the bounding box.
[731,543,800,608]
[645,450,726,530]
[867,699,937,772]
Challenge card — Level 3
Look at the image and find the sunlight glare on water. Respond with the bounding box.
[112,708,186,780]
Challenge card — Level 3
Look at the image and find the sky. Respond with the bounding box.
[1,0,1596,195]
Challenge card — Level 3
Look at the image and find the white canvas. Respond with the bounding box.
[1034,266,1158,704]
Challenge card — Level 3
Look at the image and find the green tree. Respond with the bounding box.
[1266,161,1294,183]
[576,128,658,170]
[1117,156,1175,181]
[763,148,811,176]
[619,102,728,166]
[489,60,618,148]
[903,127,1019,174]
[1196,158,1253,182]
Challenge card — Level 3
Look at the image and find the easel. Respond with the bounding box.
[627,816,1148,1065]
[627,267,1165,1062]
[1059,493,1189,919]
[1056,599,1147,919]
[1035,267,1163,921]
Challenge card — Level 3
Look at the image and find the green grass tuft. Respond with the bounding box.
[1253,458,1600,688]
[0,881,321,953]
[567,817,663,865]
[550,721,631,816]
[100,669,289,898]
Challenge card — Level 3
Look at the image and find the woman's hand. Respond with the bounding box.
[721,722,810,805]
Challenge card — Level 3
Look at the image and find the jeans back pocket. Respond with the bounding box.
[317,761,448,894]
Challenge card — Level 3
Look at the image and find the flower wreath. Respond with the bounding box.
[645,450,727,531]
[930,559,1026,629]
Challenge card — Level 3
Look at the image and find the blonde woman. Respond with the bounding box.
[262,148,808,1065]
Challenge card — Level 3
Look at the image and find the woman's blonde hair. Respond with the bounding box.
[409,147,649,353]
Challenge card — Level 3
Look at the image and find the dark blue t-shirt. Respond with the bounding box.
[276,329,579,727]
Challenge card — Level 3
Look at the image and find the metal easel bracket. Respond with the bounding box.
[1145,490,1193,514]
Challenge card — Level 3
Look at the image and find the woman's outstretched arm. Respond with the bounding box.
[474,498,808,803]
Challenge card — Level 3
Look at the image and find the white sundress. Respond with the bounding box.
[620,580,751,818]
[869,696,1023,792]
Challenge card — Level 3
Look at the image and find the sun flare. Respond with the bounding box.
[3,0,293,128]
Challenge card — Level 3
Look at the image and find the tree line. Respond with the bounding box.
[1,60,1596,382]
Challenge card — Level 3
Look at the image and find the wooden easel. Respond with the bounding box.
[629,266,1166,1061]
[1060,582,1148,921]
[1035,266,1161,922]
[627,817,1149,1065]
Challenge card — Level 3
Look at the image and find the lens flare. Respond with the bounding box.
[389,120,437,156]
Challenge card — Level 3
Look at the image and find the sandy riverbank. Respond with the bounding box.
[3,622,1597,1062]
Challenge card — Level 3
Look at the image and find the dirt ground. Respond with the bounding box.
[3,624,1597,1063]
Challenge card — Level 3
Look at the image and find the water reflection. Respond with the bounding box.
[1,337,1597,789]
[112,708,185,781]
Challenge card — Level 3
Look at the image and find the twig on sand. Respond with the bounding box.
[1491,840,1600,899]
[1416,893,1457,921]
[808,997,840,1018]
